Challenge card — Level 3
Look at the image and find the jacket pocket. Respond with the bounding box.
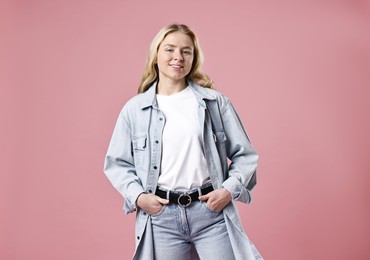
[132,135,147,167]
[213,131,228,180]
[213,131,227,143]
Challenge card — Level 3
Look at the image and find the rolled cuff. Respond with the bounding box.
[222,177,252,204]
[123,183,146,214]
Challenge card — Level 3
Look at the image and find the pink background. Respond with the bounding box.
[1,0,370,259]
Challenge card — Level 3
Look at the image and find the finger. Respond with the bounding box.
[207,201,217,211]
[155,196,169,204]
[160,199,169,204]
[198,193,211,201]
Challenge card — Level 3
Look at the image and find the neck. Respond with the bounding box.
[157,79,187,95]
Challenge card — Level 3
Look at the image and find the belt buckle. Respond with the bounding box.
[178,193,192,207]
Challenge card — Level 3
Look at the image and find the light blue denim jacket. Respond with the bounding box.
[104,81,262,259]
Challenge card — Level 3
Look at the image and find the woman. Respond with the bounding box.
[104,23,262,260]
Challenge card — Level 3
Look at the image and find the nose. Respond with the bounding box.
[174,50,184,61]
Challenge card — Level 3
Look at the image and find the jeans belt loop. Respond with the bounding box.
[166,190,170,200]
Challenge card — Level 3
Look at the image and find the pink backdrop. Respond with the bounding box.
[1,0,370,259]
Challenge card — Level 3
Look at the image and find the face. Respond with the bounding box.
[156,31,194,84]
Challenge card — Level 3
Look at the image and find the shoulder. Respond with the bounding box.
[124,92,147,108]
[195,87,231,114]
[189,81,230,107]
[118,92,149,121]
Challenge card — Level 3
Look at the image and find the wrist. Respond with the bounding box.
[135,192,145,207]
[222,188,232,200]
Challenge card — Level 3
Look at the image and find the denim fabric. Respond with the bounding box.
[104,81,262,259]
[150,201,235,260]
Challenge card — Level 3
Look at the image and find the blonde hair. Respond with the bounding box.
[138,24,213,93]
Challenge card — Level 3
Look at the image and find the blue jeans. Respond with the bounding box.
[150,200,235,260]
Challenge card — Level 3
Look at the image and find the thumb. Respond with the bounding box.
[156,196,169,204]
[198,193,211,201]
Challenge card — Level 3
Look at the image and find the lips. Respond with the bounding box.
[169,64,184,69]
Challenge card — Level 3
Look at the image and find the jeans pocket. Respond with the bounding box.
[150,205,167,218]
[200,201,222,214]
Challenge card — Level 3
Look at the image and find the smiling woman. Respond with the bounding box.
[155,32,194,94]
[138,24,213,94]
[104,23,262,260]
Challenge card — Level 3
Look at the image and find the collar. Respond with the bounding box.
[139,80,217,110]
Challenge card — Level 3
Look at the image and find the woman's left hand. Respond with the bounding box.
[198,188,232,212]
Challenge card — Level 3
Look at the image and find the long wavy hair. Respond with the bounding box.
[138,24,213,93]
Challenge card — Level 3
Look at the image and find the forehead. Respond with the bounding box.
[160,31,194,48]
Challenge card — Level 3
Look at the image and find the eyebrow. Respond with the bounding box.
[163,44,193,50]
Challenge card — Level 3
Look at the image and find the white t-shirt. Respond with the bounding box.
[156,87,211,191]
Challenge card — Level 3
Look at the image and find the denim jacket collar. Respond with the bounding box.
[139,80,217,110]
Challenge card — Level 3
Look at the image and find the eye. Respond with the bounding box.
[183,50,192,55]
[165,48,174,52]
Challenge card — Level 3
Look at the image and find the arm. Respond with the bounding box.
[103,109,145,214]
[221,99,259,204]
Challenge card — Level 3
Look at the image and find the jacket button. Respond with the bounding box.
[154,166,157,169]
[148,189,152,193]
[155,140,159,144]
[159,117,163,121]
[137,236,140,240]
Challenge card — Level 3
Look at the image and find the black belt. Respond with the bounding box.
[155,185,214,207]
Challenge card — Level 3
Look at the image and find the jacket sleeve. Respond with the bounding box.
[103,108,145,214]
[220,99,259,204]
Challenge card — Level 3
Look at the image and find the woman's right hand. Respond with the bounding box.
[136,193,169,215]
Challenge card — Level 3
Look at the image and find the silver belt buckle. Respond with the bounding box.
[178,193,192,207]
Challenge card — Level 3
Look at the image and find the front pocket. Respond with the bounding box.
[132,136,147,150]
[200,201,222,214]
[132,135,147,167]
[150,205,166,217]
[214,131,227,143]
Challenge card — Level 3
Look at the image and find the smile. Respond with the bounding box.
[169,64,184,69]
